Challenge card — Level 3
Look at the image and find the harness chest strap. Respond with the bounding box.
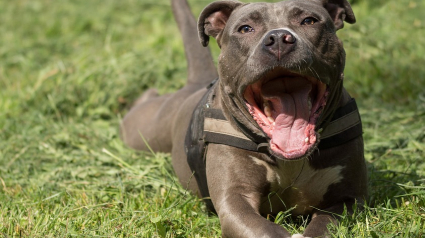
[203,98,363,151]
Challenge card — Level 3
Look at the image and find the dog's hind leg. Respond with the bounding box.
[171,0,218,87]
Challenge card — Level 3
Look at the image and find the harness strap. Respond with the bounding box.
[318,99,363,149]
[184,83,217,212]
[204,109,259,152]
[203,98,362,151]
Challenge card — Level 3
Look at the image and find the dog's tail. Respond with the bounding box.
[171,0,218,86]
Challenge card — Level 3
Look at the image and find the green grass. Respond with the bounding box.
[0,0,424,237]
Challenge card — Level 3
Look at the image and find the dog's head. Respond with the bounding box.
[198,0,355,160]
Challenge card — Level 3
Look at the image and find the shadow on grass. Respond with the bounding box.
[368,163,425,206]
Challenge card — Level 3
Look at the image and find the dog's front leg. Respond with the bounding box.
[206,144,291,238]
[303,201,356,238]
[303,214,336,238]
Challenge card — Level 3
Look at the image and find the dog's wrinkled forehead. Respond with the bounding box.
[199,0,355,47]
[226,1,331,32]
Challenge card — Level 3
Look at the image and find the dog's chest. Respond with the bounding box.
[253,158,345,215]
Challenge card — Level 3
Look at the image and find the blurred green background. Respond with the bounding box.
[0,0,424,237]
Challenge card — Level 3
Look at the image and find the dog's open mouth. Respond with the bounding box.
[244,70,328,159]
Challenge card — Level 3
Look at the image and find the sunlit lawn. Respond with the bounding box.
[0,0,424,237]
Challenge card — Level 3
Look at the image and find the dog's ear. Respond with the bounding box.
[198,0,244,47]
[313,0,356,30]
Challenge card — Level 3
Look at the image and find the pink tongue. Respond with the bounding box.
[261,77,312,156]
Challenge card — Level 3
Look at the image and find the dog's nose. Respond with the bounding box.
[262,29,296,59]
[263,29,296,46]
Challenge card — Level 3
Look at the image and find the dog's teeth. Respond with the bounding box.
[267,117,275,123]
[305,137,309,143]
[265,107,272,117]
[264,102,272,118]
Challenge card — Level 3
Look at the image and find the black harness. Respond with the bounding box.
[184,80,363,211]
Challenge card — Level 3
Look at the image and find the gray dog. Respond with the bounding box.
[121,0,367,237]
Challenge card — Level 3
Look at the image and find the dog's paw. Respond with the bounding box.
[291,234,304,238]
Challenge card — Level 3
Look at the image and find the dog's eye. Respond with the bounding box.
[301,17,318,25]
[238,25,254,34]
